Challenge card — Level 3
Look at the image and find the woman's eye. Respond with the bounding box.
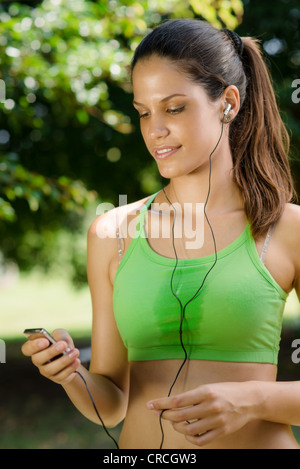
[139,112,149,119]
[137,106,185,119]
[167,106,185,115]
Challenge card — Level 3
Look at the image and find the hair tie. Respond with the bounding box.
[221,29,244,57]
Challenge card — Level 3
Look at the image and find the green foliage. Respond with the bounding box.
[190,0,243,28]
[1,0,299,282]
[0,153,96,221]
[0,0,244,279]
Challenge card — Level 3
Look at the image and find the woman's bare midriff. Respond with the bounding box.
[118,359,299,449]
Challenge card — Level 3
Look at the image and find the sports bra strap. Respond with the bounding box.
[260,222,277,265]
[137,191,159,220]
[116,208,124,264]
[116,192,160,264]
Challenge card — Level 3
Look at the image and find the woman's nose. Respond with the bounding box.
[149,120,170,140]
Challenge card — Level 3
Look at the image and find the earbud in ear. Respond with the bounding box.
[223,103,232,122]
[224,103,231,116]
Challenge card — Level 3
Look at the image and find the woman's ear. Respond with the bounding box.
[221,85,240,121]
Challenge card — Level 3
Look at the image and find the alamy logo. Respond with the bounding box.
[96,195,205,250]
[292,79,300,104]
[0,79,5,103]
[0,339,6,363]
[291,339,300,364]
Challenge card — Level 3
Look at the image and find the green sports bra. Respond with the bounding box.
[113,192,288,364]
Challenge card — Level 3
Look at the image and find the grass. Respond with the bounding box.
[0,271,92,341]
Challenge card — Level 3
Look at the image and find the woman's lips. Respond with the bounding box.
[153,146,181,160]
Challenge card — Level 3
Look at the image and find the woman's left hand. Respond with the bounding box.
[147,381,261,447]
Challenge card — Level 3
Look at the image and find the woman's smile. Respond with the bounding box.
[152,145,182,160]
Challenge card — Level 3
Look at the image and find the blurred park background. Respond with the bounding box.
[0,0,300,449]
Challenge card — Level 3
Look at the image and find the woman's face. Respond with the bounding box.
[132,55,225,180]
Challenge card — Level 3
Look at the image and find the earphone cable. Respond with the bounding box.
[75,370,120,449]
[158,117,226,449]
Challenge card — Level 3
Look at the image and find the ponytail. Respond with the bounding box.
[230,37,297,238]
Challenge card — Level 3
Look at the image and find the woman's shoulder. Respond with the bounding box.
[281,202,300,293]
[87,194,153,275]
[88,193,152,242]
[277,202,300,262]
[279,202,300,230]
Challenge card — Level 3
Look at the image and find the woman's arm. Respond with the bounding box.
[22,210,129,428]
[146,379,300,447]
[22,331,126,427]
[62,362,127,427]
[80,212,130,426]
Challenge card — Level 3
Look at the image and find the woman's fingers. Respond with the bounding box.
[31,341,72,367]
[38,348,81,381]
[21,329,80,384]
[147,387,202,412]
[52,329,75,349]
[21,337,50,357]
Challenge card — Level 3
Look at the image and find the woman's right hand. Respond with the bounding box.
[21,329,81,385]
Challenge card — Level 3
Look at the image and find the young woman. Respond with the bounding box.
[22,19,300,449]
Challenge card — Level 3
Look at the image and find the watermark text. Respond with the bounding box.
[96,195,205,250]
[292,79,300,104]
[0,339,6,363]
[0,79,5,103]
[291,339,300,364]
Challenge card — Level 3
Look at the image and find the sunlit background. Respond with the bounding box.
[0,0,299,449]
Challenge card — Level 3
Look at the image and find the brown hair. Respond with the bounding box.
[131,19,297,238]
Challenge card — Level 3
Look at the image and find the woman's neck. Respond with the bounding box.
[163,164,244,217]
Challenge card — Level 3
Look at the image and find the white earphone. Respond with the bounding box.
[224,103,232,116]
